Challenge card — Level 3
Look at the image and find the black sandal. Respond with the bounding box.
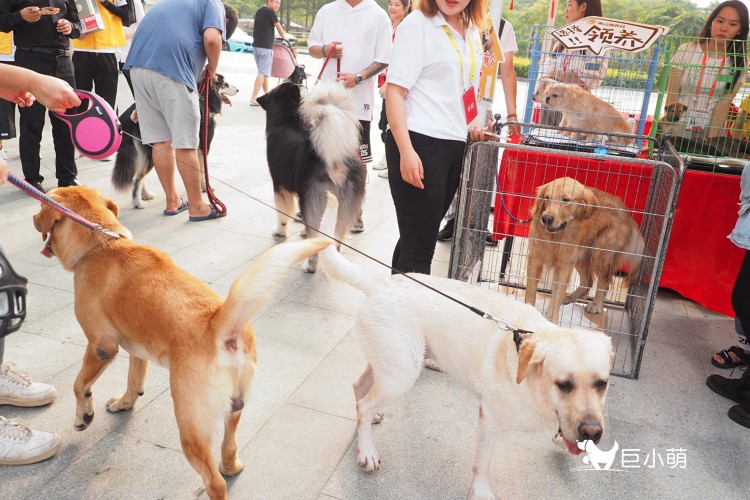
[711,345,750,369]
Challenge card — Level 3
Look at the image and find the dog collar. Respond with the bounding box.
[483,313,533,353]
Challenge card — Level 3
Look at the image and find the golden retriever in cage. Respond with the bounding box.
[524,177,646,323]
[541,82,635,147]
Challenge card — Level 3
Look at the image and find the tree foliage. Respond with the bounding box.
[226,0,714,46]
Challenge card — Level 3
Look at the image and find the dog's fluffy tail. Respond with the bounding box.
[112,103,140,192]
[217,239,331,332]
[318,194,382,295]
[300,80,360,180]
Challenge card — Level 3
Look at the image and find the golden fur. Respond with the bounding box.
[542,82,635,147]
[32,186,329,500]
[525,177,645,323]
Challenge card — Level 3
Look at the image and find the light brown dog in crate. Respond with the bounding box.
[541,82,635,147]
[32,186,330,500]
[525,177,645,323]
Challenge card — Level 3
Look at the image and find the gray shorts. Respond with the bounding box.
[254,47,273,77]
[130,67,200,149]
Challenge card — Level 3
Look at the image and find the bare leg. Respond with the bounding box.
[174,148,212,218]
[150,140,183,213]
[251,74,265,103]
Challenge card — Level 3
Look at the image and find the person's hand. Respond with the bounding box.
[323,41,342,59]
[337,72,357,89]
[0,90,36,107]
[28,74,81,113]
[201,65,217,84]
[0,161,8,184]
[56,18,73,36]
[400,147,424,189]
[469,126,497,142]
[130,108,138,123]
[20,6,41,23]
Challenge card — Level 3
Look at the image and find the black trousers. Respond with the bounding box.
[14,50,77,185]
[732,250,750,341]
[72,51,119,109]
[385,129,465,274]
[358,119,372,162]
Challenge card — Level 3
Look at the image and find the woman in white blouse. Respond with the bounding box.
[385,0,489,275]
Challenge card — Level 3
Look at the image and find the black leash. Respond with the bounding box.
[117,133,534,350]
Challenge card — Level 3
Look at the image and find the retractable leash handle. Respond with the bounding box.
[53,90,122,160]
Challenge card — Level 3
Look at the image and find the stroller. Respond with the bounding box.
[271,39,307,87]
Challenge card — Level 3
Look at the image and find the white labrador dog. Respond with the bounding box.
[319,195,615,499]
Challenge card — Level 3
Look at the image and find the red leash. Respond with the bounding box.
[316,42,341,85]
[198,77,227,216]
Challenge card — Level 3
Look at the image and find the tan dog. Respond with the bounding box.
[542,82,635,147]
[318,195,614,499]
[525,177,645,323]
[32,186,329,500]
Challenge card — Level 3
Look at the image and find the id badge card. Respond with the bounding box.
[463,88,477,125]
[684,108,710,132]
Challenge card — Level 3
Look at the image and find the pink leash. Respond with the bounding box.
[7,172,120,239]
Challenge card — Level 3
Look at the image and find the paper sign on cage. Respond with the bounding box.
[551,17,668,55]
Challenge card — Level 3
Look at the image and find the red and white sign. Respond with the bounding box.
[551,17,668,55]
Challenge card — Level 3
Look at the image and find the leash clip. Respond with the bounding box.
[94,225,121,239]
[483,313,532,353]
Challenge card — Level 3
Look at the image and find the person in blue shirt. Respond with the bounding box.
[124,0,237,221]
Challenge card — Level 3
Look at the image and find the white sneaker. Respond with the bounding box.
[0,416,62,465]
[377,170,388,178]
[372,155,387,170]
[0,363,57,407]
[0,149,6,160]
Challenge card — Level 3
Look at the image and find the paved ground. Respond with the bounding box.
[0,51,748,500]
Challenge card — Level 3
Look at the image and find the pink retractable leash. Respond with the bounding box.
[53,90,122,160]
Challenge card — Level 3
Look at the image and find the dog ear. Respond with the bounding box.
[530,183,548,219]
[579,186,598,219]
[33,205,63,241]
[105,198,119,218]
[516,339,543,384]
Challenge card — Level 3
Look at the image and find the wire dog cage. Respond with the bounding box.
[448,23,689,378]
[651,35,750,174]
[449,140,684,379]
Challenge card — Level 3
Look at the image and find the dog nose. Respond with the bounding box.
[578,421,603,443]
[541,214,554,226]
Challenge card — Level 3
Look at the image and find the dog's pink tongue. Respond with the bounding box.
[221,95,233,106]
[41,240,52,258]
[565,437,583,455]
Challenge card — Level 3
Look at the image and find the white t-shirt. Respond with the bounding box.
[116,0,147,63]
[670,40,744,136]
[498,18,517,54]
[308,0,391,122]
[387,10,482,142]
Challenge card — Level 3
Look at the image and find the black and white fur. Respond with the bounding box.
[111,74,239,208]
[257,81,366,273]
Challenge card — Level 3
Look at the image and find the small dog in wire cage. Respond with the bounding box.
[525,177,645,323]
[541,82,635,147]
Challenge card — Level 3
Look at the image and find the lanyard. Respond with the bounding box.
[443,25,475,90]
[694,51,726,103]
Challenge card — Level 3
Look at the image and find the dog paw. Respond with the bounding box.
[74,412,94,430]
[585,303,604,315]
[467,480,495,500]
[106,394,136,412]
[300,227,308,237]
[272,228,288,238]
[301,259,317,273]
[133,199,148,209]
[356,446,380,472]
[563,295,576,305]
[219,459,245,476]
[372,411,384,424]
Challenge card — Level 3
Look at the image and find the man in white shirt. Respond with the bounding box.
[308,0,391,232]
